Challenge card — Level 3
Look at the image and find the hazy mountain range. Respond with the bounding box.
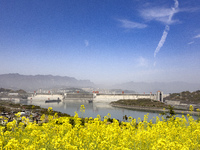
[0,73,94,91]
[113,81,200,94]
[0,73,199,93]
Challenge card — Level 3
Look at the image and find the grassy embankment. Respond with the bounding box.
[111,99,168,108]
[110,98,199,115]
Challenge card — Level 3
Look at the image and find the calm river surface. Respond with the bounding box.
[21,99,197,122]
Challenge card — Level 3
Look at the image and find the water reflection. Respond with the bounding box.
[20,99,198,122]
[21,99,157,121]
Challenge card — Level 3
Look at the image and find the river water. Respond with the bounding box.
[20,99,198,122]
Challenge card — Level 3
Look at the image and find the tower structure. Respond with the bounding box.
[157,91,164,102]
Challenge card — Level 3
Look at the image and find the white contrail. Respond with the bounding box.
[154,25,169,57]
[168,0,179,23]
[154,0,179,58]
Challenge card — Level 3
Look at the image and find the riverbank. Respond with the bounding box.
[0,100,70,117]
[110,99,200,116]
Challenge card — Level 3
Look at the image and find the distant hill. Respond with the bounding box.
[113,81,200,93]
[0,88,26,94]
[0,73,95,91]
[164,90,200,104]
[1,73,200,94]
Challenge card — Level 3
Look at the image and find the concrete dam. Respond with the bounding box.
[28,91,167,103]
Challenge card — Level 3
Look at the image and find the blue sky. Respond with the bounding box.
[0,0,200,84]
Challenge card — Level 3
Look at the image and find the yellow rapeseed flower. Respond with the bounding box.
[0,109,200,149]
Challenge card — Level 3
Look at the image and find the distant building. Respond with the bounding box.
[8,93,19,96]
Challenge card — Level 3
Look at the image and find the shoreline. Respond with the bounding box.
[0,100,70,117]
[110,103,200,116]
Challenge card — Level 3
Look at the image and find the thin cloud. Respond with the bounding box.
[180,7,200,13]
[188,34,200,44]
[137,57,148,67]
[140,0,179,25]
[154,61,156,67]
[84,40,89,47]
[118,19,147,29]
[188,41,194,45]
[140,8,179,24]
[194,34,200,39]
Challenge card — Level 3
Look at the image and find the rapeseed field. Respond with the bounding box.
[0,105,200,150]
